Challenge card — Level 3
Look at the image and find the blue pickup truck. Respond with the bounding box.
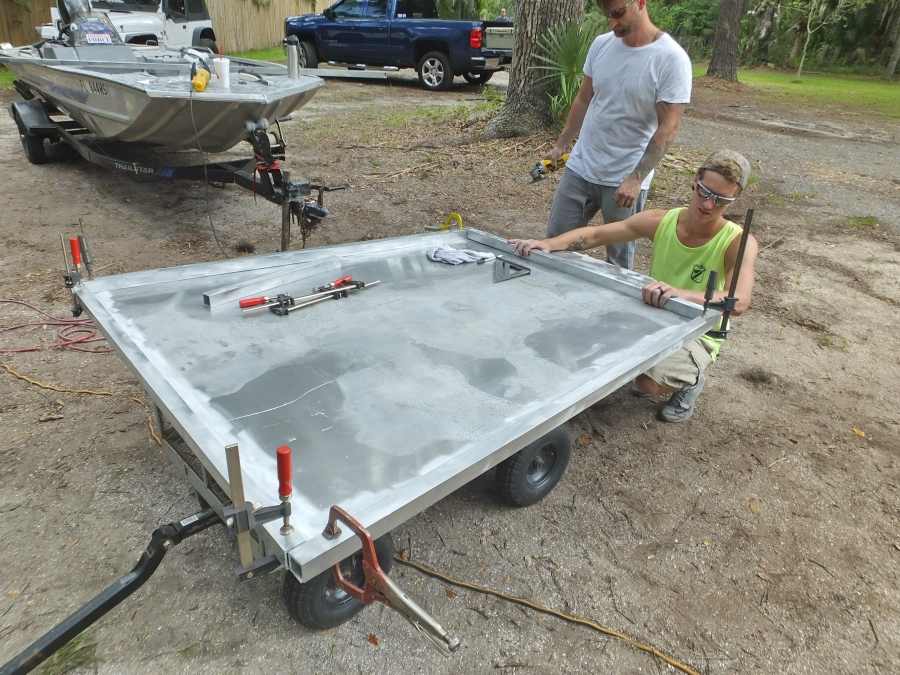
[284,0,514,91]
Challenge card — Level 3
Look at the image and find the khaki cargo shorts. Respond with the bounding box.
[644,339,715,389]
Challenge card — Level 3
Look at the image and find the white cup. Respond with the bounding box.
[212,57,230,89]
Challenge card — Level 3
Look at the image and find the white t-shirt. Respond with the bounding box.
[566,32,692,191]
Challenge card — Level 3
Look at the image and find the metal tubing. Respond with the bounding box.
[0,510,219,675]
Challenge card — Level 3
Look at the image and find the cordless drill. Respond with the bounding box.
[529,153,569,183]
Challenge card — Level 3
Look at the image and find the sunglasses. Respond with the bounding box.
[694,179,737,208]
[600,0,635,20]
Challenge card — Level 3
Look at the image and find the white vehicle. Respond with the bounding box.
[38,0,218,52]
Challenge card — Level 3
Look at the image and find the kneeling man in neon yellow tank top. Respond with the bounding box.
[510,150,759,423]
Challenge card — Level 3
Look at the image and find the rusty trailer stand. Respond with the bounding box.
[323,506,461,653]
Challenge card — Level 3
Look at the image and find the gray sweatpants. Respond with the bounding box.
[547,168,648,270]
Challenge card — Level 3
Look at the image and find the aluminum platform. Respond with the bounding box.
[75,229,721,581]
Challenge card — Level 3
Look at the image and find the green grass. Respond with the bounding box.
[693,64,900,119]
[37,632,99,675]
[226,46,286,63]
[0,66,15,90]
[847,215,879,229]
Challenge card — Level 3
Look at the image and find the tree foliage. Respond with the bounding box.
[532,14,605,122]
[635,0,899,76]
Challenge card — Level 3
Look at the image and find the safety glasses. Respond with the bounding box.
[695,180,737,208]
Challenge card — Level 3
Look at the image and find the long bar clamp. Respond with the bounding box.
[703,208,754,340]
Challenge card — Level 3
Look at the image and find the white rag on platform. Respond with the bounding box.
[427,247,496,265]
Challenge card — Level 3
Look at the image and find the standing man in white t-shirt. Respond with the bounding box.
[546,0,693,269]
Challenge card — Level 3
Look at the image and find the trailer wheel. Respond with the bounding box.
[463,71,494,85]
[417,51,453,91]
[283,533,395,630]
[495,426,571,507]
[21,133,48,165]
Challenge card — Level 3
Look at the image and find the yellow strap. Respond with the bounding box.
[439,212,464,230]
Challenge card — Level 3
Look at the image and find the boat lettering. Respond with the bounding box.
[84,33,113,45]
[113,160,154,176]
[80,79,109,96]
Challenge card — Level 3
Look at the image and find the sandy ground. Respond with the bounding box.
[0,73,898,675]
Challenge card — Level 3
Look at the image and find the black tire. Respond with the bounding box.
[298,40,318,68]
[463,71,494,85]
[21,133,48,165]
[283,533,395,630]
[417,51,454,91]
[495,427,571,507]
[198,37,219,54]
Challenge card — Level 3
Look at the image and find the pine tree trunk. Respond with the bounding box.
[706,0,745,80]
[485,0,584,138]
[887,16,900,78]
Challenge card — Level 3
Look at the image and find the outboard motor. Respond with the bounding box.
[56,0,124,47]
[57,0,92,33]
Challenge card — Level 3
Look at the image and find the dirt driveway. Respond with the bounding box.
[0,74,898,674]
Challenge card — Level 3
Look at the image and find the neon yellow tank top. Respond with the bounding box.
[649,208,742,358]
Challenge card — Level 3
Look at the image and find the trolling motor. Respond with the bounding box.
[703,209,754,339]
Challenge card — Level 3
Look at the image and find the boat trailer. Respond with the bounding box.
[9,88,341,251]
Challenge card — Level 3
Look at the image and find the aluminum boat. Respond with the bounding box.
[0,1,323,153]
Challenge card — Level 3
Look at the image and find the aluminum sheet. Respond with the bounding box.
[77,230,721,580]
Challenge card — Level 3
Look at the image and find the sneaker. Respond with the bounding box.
[658,372,705,423]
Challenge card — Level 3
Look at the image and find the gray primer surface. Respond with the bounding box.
[76,230,720,580]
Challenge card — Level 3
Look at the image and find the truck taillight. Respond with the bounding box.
[469,27,483,49]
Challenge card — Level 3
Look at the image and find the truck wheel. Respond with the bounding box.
[463,71,494,85]
[495,427,571,507]
[417,51,453,91]
[298,40,318,68]
[283,534,395,630]
[198,37,219,54]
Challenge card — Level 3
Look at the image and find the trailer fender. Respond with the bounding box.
[10,99,57,137]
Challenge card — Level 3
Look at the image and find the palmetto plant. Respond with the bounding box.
[531,14,604,123]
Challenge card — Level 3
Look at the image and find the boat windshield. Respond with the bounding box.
[69,12,125,46]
